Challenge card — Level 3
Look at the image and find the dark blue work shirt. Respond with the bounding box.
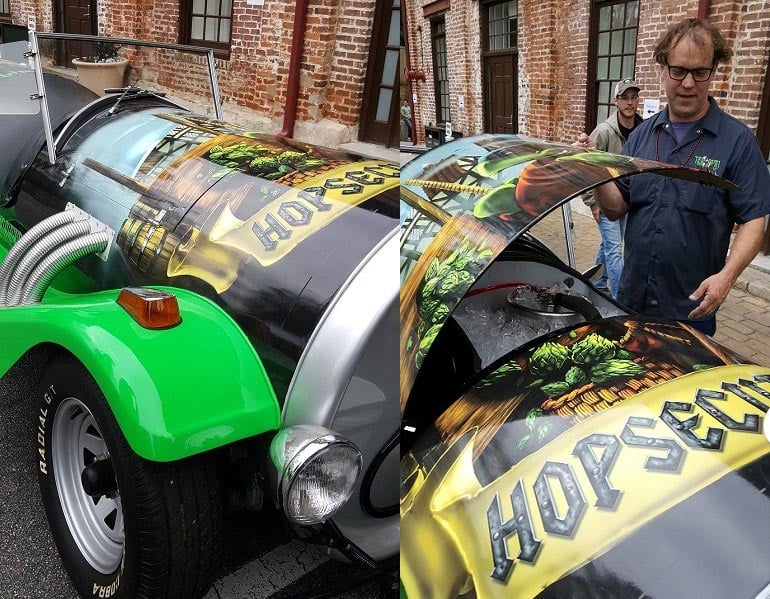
[615,97,770,321]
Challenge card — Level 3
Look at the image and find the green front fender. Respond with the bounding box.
[0,287,281,461]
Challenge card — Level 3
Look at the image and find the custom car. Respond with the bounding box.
[400,135,770,599]
[0,32,398,598]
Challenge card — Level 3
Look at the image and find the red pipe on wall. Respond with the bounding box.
[697,0,711,19]
[279,0,309,138]
[402,4,416,146]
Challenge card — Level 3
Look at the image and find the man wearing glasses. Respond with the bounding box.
[582,78,642,298]
[588,18,770,336]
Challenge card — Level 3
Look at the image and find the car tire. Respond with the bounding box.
[35,352,222,599]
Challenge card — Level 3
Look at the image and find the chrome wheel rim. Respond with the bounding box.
[52,397,124,574]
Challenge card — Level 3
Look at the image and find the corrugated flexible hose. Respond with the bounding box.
[5,220,93,306]
[18,231,111,305]
[0,210,78,305]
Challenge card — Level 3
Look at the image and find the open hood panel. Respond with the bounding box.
[400,135,738,406]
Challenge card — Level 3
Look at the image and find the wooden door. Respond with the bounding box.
[484,53,517,133]
[57,0,95,67]
[359,0,400,147]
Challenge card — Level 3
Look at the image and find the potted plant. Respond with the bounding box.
[72,41,128,95]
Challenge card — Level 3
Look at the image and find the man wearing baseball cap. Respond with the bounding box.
[582,78,642,297]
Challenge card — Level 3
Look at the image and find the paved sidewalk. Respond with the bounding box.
[537,206,770,367]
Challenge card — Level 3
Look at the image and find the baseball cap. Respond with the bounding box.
[615,78,640,97]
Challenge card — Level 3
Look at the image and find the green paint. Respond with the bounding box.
[0,286,280,461]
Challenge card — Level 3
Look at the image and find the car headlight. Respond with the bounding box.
[270,425,362,525]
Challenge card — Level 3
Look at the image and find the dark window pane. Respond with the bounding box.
[609,56,621,79]
[599,81,611,104]
[599,5,612,30]
[612,3,624,28]
[597,57,609,79]
[598,31,610,55]
[219,19,230,43]
[376,88,393,121]
[382,49,398,85]
[432,17,450,123]
[205,17,218,41]
[611,30,623,54]
[192,16,204,39]
[487,1,518,50]
[624,29,636,53]
[626,1,639,26]
[622,55,634,78]
[187,0,232,49]
[592,1,638,130]
[388,9,400,46]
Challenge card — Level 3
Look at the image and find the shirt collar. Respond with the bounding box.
[653,96,721,136]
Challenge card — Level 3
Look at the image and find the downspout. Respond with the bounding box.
[697,0,711,19]
[279,0,310,138]
[402,5,415,146]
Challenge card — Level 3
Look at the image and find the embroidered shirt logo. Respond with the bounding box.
[694,155,720,175]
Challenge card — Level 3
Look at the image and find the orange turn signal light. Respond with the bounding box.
[117,287,181,329]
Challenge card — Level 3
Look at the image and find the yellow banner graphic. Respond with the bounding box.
[168,161,398,291]
[401,365,770,599]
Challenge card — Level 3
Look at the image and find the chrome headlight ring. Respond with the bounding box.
[270,425,363,526]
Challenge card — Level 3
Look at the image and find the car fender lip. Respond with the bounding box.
[0,287,281,461]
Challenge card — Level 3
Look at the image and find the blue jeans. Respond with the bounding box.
[595,213,626,298]
[678,317,717,336]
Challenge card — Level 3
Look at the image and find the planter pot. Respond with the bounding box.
[72,58,129,96]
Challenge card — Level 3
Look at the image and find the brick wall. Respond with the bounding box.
[520,0,558,139]
[403,0,425,143]
[325,0,373,124]
[444,0,481,135]
[11,0,376,146]
[11,0,53,31]
[405,0,770,143]
[417,2,437,134]
[714,1,770,130]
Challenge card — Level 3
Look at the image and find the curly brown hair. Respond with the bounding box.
[653,18,732,66]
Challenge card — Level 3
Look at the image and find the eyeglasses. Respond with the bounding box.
[617,94,639,101]
[666,63,715,82]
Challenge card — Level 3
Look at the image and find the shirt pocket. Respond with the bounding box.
[627,174,658,210]
[679,184,715,214]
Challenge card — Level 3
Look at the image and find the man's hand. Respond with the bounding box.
[574,133,595,149]
[591,206,601,223]
[687,217,764,322]
[688,272,733,319]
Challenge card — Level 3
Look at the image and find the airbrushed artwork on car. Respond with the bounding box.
[435,318,745,457]
[400,135,770,599]
[401,360,770,599]
[112,114,399,286]
[399,135,734,404]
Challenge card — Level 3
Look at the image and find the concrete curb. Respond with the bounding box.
[736,266,770,303]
